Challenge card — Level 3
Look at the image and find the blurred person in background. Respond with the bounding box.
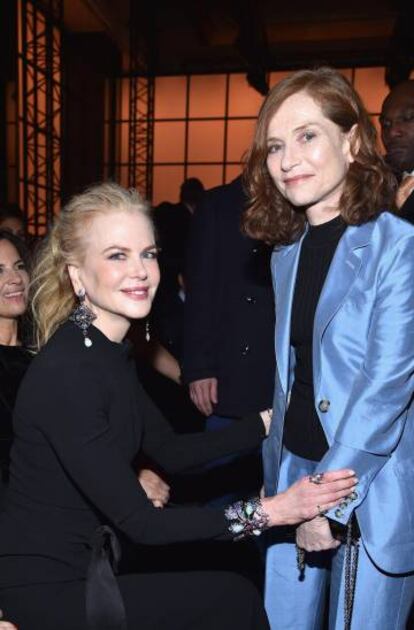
[0,230,32,503]
[181,175,275,505]
[0,204,26,241]
[152,177,205,358]
[380,79,414,223]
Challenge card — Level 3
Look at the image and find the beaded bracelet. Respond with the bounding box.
[224,497,270,541]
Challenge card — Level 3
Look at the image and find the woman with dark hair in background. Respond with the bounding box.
[0,230,32,502]
[0,182,356,629]
[0,205,26,241]
[244,67,414,629]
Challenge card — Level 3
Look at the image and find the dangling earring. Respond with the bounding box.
[69,288,97,348]
[145,319,150,342]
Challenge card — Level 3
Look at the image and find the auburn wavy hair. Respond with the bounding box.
[243,67,396,245]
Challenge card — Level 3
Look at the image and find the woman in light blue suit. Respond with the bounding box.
[244,67,414,629]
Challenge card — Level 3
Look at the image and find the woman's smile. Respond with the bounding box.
[266,90,354,222]
[68,210,160,342]
[120,285,150,301]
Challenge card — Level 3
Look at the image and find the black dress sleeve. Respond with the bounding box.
[37,356,233,546]
[138,381,265,473]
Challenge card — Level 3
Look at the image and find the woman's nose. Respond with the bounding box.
[5,269,24,285]
[281,144,300,172]
[131,257,148,279]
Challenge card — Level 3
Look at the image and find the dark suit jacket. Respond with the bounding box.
[151,201,192,357]
[181,177,276,417]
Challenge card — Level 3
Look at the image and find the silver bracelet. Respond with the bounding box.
[224,497,270,541]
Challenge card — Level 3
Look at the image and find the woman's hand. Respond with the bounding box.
[189,378,218,416]
[296,516,340,552]
[138,468,170,508]
[261,468,357,527]
[259,409,272,436]
[0,610,17,630]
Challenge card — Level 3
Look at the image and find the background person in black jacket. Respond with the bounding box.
[152,177,205,357]
[380,80,414,223]
[0,231,32,501]
[181,176,276,504]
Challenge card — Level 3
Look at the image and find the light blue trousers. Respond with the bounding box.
[265,448,414,630]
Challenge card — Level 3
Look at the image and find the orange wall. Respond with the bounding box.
[150,68,390,205]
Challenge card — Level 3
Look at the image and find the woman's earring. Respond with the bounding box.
[69,288,96,348]
[145,319,150,342]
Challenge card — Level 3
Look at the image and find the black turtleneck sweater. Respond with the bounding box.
[283,215,346,461]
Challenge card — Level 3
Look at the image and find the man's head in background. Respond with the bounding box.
[179,178,205,213]
[380,80,414,174]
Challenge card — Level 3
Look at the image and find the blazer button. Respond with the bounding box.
[318,399,330,413]
[245,296,257,305]
[241,344,250,356]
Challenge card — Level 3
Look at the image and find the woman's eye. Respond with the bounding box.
[108,252,126,261]
[268,144,282,154]
[302,131,316,143]
[142,249,159,260]
[16,262,26,271]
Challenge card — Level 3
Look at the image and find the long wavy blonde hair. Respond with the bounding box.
[31,182,150,349]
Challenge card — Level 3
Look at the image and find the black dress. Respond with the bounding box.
[0,322,268,630]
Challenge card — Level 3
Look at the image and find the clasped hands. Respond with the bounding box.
[261,469,357,538]
[296,515,340,552]
[295,471,357,552]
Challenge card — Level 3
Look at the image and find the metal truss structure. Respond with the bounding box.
[127,75,154,200]
[127,0,154,200]
[17,0,62,236]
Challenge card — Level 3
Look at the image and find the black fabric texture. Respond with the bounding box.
[283,215,346,460]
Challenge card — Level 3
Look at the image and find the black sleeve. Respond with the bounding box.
[38,357,231,546]
[139,383,265,473]
[181,193,219,383]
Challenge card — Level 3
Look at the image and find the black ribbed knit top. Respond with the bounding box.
[283,214,346,461]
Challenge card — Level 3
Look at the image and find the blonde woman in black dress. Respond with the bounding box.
[0,183,356,630]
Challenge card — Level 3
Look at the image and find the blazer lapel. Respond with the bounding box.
[313,221,375,390]
[273,234,305,395]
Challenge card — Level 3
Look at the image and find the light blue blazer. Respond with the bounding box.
[263,212,414,574]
